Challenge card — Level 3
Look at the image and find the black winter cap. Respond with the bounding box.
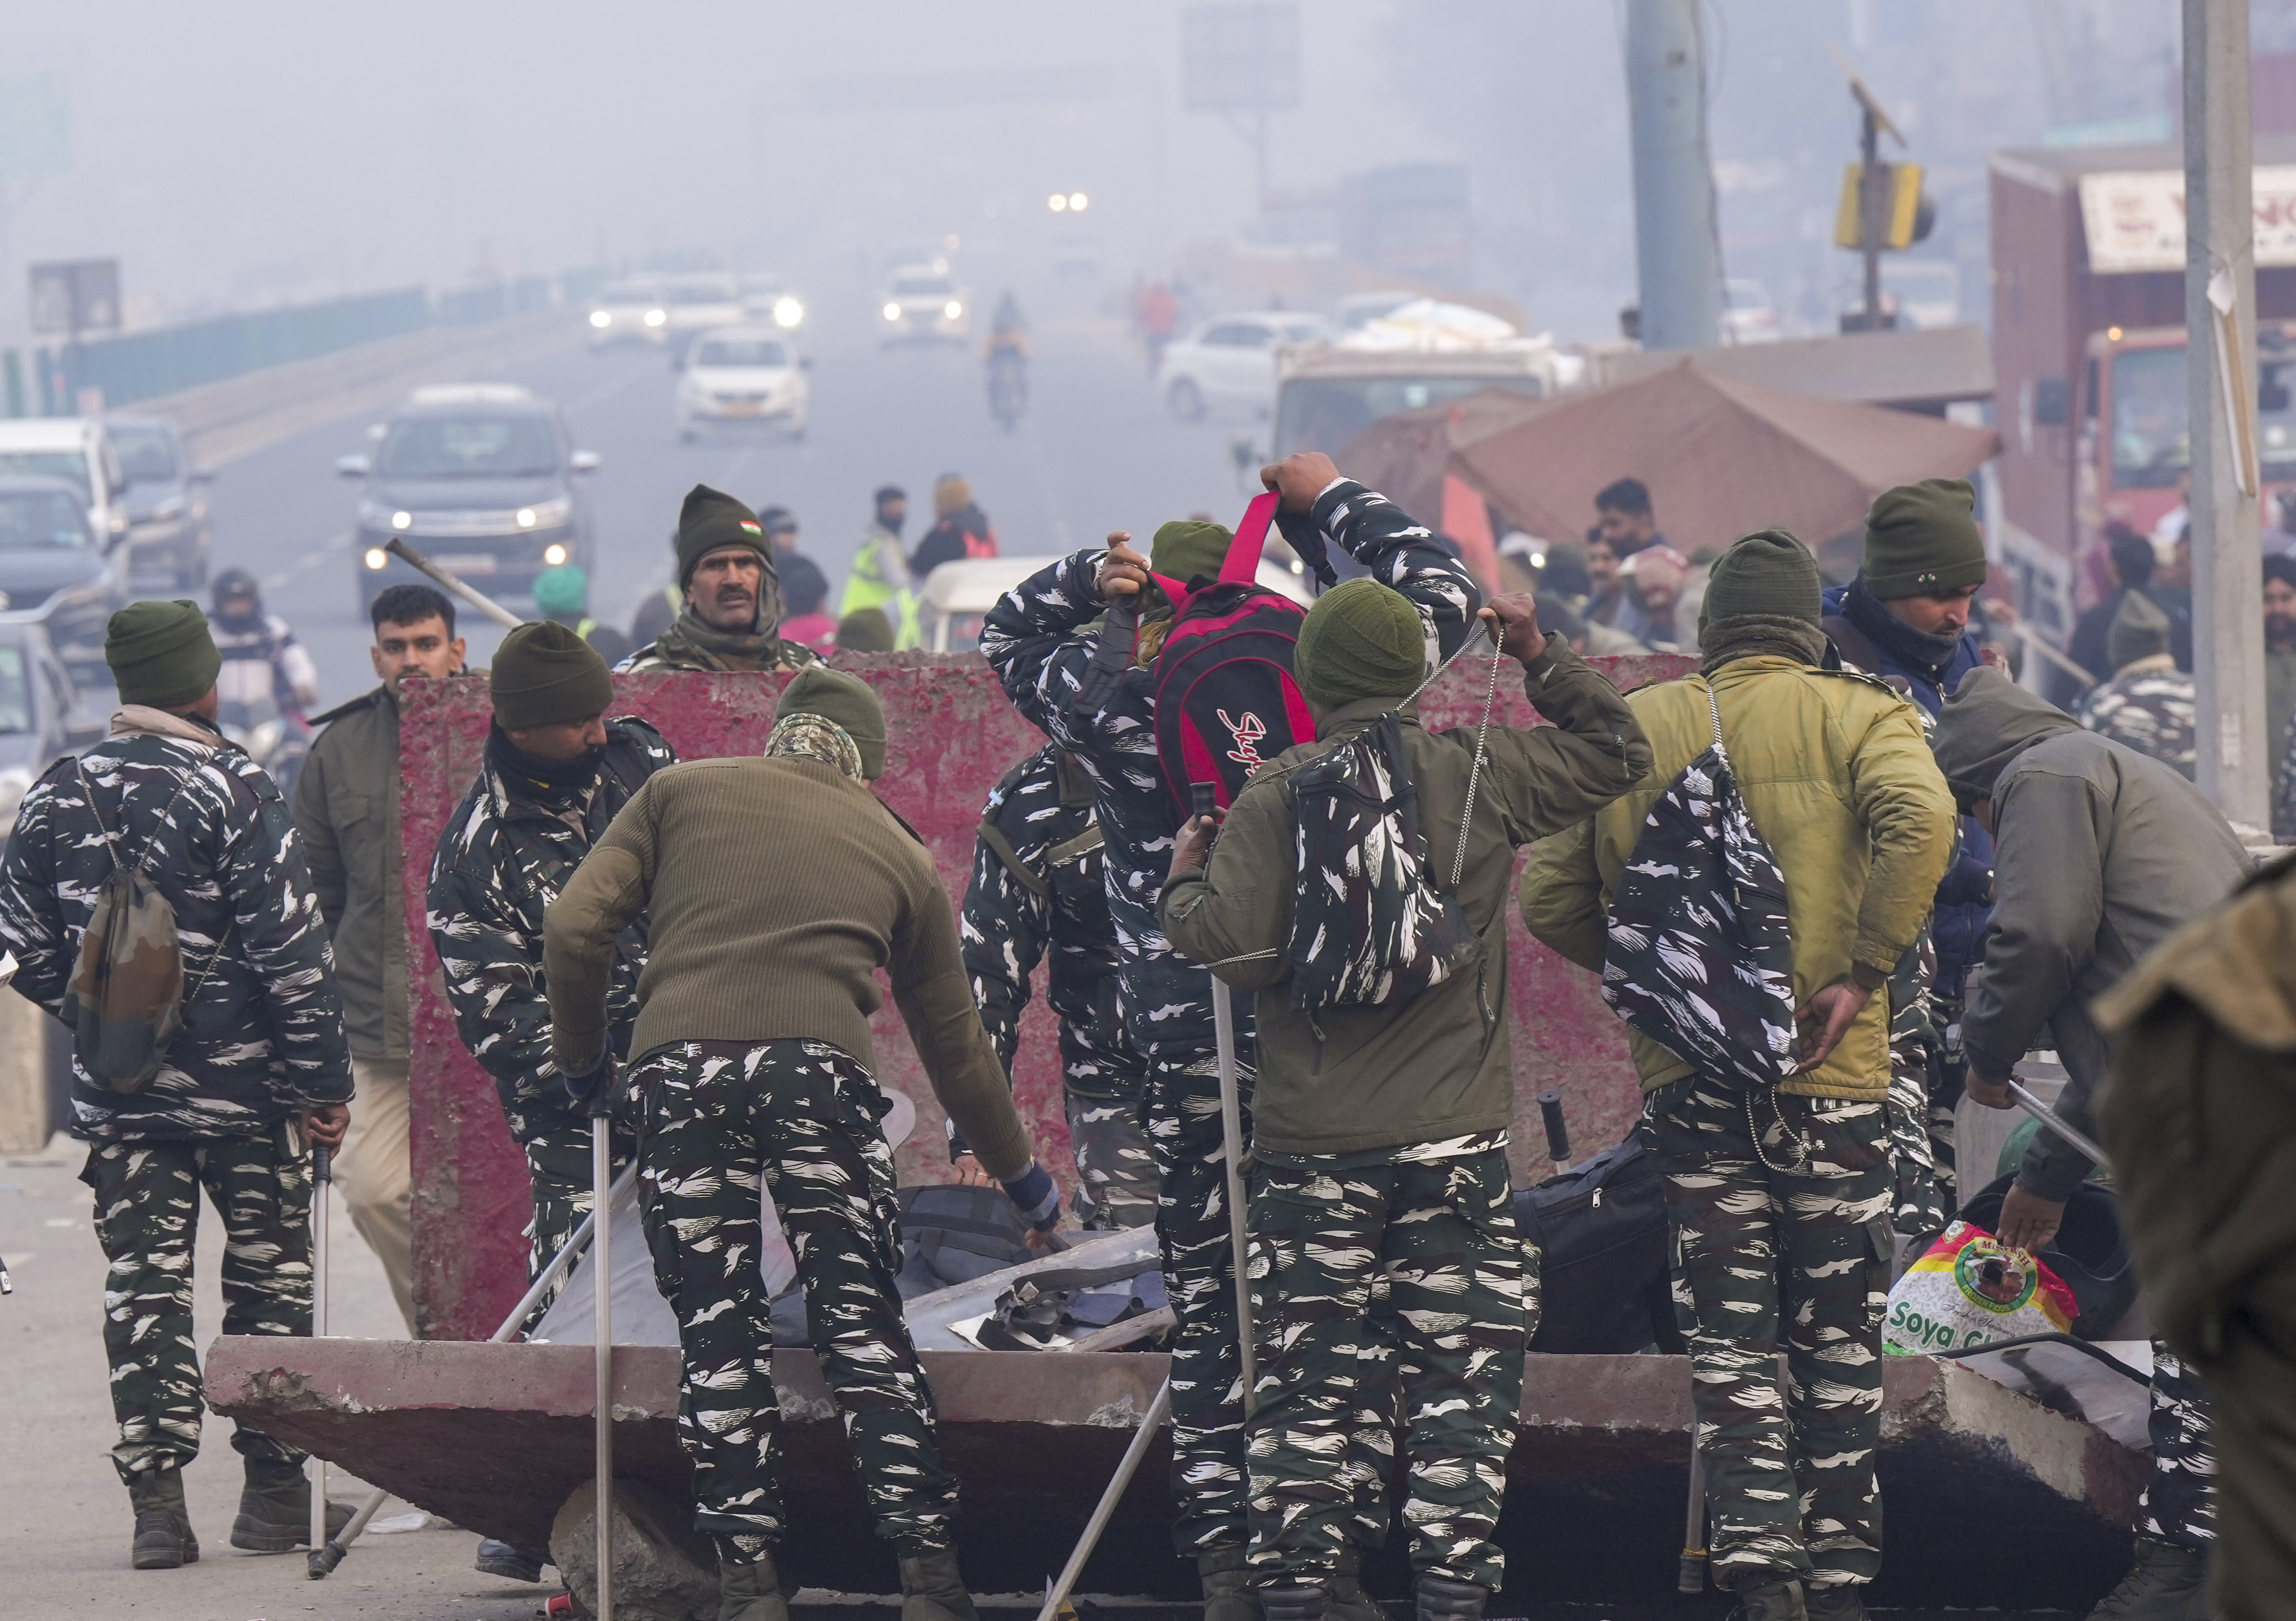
[676,484,771,588]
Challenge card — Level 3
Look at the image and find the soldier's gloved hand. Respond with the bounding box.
[561,1049,615,1107]
[1001,1160,1063,1236]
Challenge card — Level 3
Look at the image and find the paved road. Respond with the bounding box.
[205,294,1257,704]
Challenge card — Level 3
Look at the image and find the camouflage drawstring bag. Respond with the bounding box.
[1601,678,1798,1089]
[65,760,227,1094]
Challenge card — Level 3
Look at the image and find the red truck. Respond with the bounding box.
[1989,134,2296,634]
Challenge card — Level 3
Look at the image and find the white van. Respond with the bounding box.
[0,418,131,555]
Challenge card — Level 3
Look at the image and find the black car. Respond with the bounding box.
[0,475,124,679]
[336,384,599,611]
[105,414,214,590]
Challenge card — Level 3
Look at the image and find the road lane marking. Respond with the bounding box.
[265,532,353,592]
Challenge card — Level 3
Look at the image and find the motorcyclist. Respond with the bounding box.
[986,292,1030,359]
[985,294,1030,427]
[210,568,320,715]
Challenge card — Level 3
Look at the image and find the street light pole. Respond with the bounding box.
[2184,0,2270,829]
[1623,0,1722,351]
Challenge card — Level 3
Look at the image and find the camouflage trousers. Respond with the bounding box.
[2140,1343,2217,1549]
[635,1039,955,1560]
[1642,1077,1893,1590]
[1148,1050,1256,1555]
[523,1118,638,1317]
[1066,1087,1159,1230]
[1245,1144,1522,1590]
[80,1131,312,1483]
[1884,935,1957,1238]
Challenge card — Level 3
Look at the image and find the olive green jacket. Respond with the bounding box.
[1160,634,1651,1156]
[1520,655,1957,1099]
[295,686,411,1061]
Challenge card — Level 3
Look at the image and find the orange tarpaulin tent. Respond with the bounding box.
[1447,359,1999,572]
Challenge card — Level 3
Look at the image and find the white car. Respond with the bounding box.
[1722,278,1782,344]
[879,265,970,344]
[0,416,132,554]
[586,276,671,346]
[1158,312,1331,421]
[675,328,810,441]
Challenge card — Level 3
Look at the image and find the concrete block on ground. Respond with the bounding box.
[552,1476,720,1621]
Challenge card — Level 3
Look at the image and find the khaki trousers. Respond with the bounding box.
[336,1055,416,1333]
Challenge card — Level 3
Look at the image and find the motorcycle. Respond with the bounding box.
[985,341,1028,431]
[219,694,314,803]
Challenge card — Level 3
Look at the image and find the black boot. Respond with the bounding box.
[897,1545,981,1621]
[721,1550,795,1621]
[2086,1537,2210,1621]
[474,1536,548,1581]
[1803,1583,1870,1621]
[229,1456,353,1552]
[1415,1574,1487,1621]
[1330,1546,1383,1621]
[127,1466,198,1570]
[1260,1583,1332,1621]
[1728,1576,1807,1621]
[1199,1545,1261,1621]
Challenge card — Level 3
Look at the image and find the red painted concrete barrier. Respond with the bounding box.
[399,650,1693,1342]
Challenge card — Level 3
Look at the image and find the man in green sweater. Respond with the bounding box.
[545,666,1061,1621]
[1160,585,1652,1621]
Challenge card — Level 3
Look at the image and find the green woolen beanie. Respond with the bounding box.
[835,607,896,653]
[1293,578,1427,710]
[1863,477,1988,600]
[1699,528,1823,631]
[1149,519,1234,588]
[490,620,615,731]
[676,483,770,588]
[106,600,222,710]
[531,564,589,619]
[776,664,887,777]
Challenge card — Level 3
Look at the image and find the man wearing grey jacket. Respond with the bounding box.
[1932,665,2249,1621]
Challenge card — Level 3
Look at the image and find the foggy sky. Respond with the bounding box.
[0,2,2263,349]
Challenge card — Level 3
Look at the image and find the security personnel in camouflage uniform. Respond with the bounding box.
[428,622,673,1281]
[2076,591,2197,781]
[544,666,1062,1621]
[956,743,1155,1228]
[1164,587,1650,1621]
[0,600,356,1570]
[983,452,1480,1617]
[619,484,822,673]
[1525,533,1958,1621]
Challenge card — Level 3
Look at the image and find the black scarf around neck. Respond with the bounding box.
[1843,575,1963,679]
[487,723,604,809]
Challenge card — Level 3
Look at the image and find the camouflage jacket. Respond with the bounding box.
[979,479,1481,1061]
[954,746,1146,1157]
[617,602,821,674]
[0,706,354,1141]
[426,718,675,1143]
[2078,661,2198,780]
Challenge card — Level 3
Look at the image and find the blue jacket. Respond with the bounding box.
[1822,578,1993,983]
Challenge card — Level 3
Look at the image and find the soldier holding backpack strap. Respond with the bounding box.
[982,452,1481,1621]
[0,600,356,1573]
[1521,532,1957,1621]
[1160,587,1651,1621]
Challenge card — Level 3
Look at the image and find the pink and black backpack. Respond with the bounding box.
[1148,492,1315,820]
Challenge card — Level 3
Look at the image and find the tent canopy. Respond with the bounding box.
[1447,358,2000,564]
[1339,385,1553,539]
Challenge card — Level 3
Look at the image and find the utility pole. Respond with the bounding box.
[1623,0,1722,351]
[2185,0,2270,829]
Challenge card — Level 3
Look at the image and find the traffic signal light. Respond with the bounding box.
[1834,161,1934,251]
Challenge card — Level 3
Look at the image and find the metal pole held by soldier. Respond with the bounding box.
[591,1065,617,1621]
[384,536,525,632]
[309,1141,332,1559]
[1192,782,1257,1419]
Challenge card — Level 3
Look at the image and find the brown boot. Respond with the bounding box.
[897,1546,980,1621]
[230,1455,353,1552]
[128,1466,199,1570]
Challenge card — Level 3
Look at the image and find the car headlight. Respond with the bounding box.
[392,510,413,531]
[773,296,805,328]
[944,300,963,320]
[883,302,902,321]
[589,310,612,328]
[544,543,569,566]
[107,511,127,535]
[644,308,667,327]
[518,497,574,531]
[364,547,389,570]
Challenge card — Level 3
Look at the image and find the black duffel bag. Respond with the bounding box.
[1514,1137,1678,1354]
